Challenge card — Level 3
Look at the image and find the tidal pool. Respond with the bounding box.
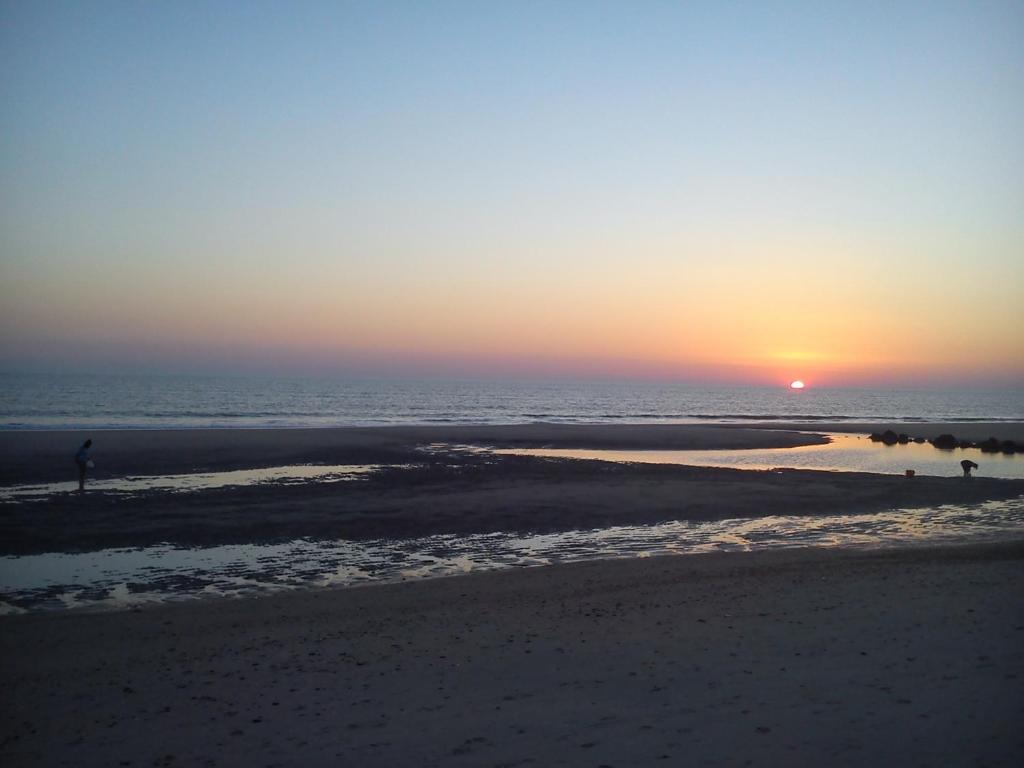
[489,433,1024,479]
[0,464,389,501]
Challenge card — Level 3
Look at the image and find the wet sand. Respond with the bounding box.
[3,424,1023,555]
[0,423,832,485]
[3,422,1020,486]
[2,541,1022,767]
[3,456,1023,556]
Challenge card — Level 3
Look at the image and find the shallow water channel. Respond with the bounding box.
[2,496,1022,613]
[490,433,1024,479]
[0,464,385,501]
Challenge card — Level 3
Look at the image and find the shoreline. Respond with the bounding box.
[3,541,1022,766]
[3,416,1022,432]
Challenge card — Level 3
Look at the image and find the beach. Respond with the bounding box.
[2,542,1022,767]
[2,423,1023,555]
[3,421,1023,765]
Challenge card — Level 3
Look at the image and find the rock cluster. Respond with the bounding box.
[931,434,960,449]
[868,430,909,446]
[867,431,1019,454]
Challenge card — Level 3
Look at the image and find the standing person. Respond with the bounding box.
[75,439,93,492]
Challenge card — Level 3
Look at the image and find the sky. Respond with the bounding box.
[1,1,1022,387]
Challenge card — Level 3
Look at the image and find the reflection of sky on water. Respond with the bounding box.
[4,435,1019,503]
[2,496,1021,614]
[0,464,384,501]
[492,433,1024,479]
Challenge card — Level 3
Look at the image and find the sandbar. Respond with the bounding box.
[2,423,1023,555]
[0,423,832,485]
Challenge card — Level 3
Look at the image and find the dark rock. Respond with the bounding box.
[897,433,910,444]
[979,438,1002,453]
[931,434,959,450]
[869,433,884,442]
[912,436,926,443]
[881,430,899,446]
[1001,440,1017,454]
[958,440,975,449]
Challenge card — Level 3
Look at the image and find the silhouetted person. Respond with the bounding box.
[75,439,93,492]
[960,459,978,478]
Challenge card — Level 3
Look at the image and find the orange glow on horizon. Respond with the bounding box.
[2,231,1021,385]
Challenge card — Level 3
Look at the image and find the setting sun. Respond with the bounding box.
[790,380,806,390]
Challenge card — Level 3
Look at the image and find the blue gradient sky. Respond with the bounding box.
[1,1,1022,384]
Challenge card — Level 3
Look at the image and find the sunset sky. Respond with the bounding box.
[2,1,1022,386]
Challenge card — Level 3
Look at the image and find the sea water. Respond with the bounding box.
[1,372,1022,429]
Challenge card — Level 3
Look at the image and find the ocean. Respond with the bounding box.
[1,372,1022,429]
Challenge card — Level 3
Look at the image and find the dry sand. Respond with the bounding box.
[2,542,1022,767]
